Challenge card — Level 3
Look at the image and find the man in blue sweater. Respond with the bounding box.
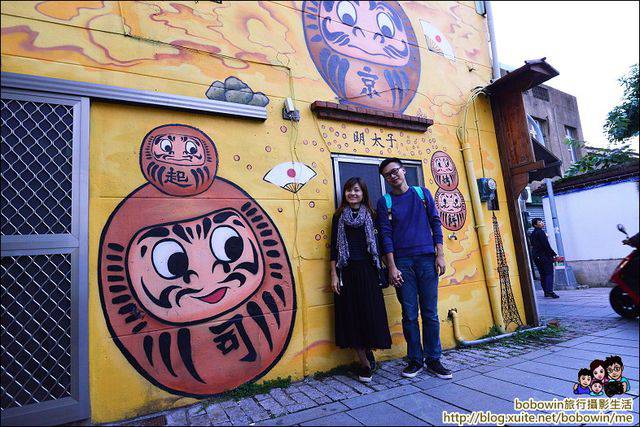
[376,158,452,379]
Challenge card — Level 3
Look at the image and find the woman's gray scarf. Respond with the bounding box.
[336,207,381,272]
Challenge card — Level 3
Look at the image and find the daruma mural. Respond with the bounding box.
[98,124,296,397]
[0,1,530,422]
[302,0,421,112]
[431,151,466,231]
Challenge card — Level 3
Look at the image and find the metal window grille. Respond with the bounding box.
[1,89,89,426]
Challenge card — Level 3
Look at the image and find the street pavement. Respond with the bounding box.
[122,288,639,426]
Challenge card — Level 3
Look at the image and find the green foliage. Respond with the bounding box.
[564,143,635,177]
[480,325,504,339]
[224,376,292,400]
[604,64,639,143]
[475,324,564,350]
[564,64,638,177]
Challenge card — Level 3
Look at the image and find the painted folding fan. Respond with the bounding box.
[263,162,317,193]
[420,20,455,61]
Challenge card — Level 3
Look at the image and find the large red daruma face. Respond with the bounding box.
[140,124,218,197]
[431,151,458,191]
[99,177,295,396]
[127,209,264,324]
[436,188,466,231]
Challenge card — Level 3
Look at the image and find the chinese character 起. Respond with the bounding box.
[165,167,189,186]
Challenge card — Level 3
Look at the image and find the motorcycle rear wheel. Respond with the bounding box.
[610,286,640,319]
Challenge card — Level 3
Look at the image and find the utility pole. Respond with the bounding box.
[545,178,578,288]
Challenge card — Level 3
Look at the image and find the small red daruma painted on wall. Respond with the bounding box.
[139,124,218,197]
[435,188,467,231]
[430,151,459,191]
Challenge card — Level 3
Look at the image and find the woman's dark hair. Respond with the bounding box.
[532,217,543,227]
[335,177,374,217]
[590,359,606,375]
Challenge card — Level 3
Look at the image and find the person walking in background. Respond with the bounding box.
[530,218,560,299]
[376,158,451,380]
[330,177,392,383]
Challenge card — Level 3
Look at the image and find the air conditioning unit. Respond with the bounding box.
[521,186,533,203]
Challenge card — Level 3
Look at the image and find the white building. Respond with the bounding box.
[537,163,639,286]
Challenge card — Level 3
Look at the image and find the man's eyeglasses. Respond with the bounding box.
[383,167,403,180]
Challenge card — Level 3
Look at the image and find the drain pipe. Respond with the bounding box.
[457,89,505,333]
[485,1,501,81]
[450,0,505,333]
[448,309,547,347]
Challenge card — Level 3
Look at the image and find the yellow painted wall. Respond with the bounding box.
[1,1,528,422]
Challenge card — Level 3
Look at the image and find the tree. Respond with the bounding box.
[564,64,638,177]
[604,64,639,142]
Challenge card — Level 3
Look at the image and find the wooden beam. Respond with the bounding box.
[511,160,546,176]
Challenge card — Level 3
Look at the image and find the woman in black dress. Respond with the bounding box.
[330,177,392,383]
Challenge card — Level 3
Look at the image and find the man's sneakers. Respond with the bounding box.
[425,359,453,379]
[401,361,423,378]
[357,365,372,383]
[544,292,560,299]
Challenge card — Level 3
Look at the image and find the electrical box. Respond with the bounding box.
[477,177,499,210]
[477,177,496,201]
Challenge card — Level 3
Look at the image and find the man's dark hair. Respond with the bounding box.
[532,217,543,227]
[604,355,623,369]
[578,368,591,379]
[379,157,403,175]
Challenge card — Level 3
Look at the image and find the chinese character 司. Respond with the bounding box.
[209,314,257,362]
[357,66,380,99]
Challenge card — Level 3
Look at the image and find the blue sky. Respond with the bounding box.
[492,1,639,151]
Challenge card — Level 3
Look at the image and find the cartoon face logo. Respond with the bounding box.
[99,125,295,397]
[302,1,421,112]
[140,124,218,197]
[431,151,459,191]
[436,188,466,231]
[127,209,264,324]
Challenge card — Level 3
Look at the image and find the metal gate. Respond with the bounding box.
[1,89,89,425]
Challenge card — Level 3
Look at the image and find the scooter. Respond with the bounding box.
[609,224,639,319]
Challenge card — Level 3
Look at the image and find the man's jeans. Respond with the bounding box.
[395,254,442,364]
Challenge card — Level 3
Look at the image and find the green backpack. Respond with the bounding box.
[383,186,427,221]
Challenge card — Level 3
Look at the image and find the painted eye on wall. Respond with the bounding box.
[185,140,198,155]
[337,1,357,26]
[210,226,243,263]
[152,239,188,279]
[377,12,395,38]
[159,138,173,153]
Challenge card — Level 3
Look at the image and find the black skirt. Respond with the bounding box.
[334,259,392,350]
